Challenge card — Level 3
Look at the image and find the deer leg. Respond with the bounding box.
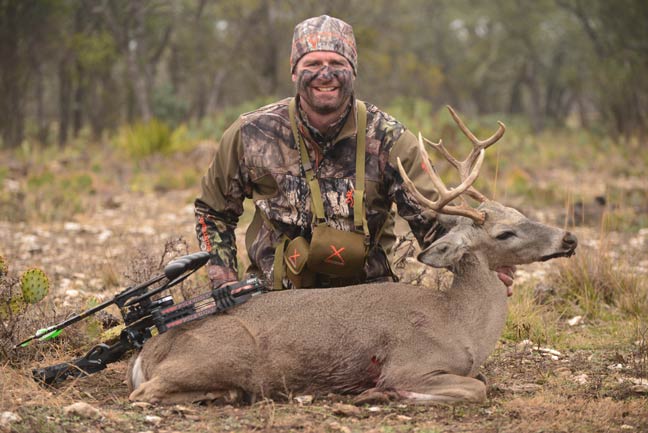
[128,315,262,404]
[128,375,178,403]
[352,387,399,405]
[391,373,487,403]
[129,375,243,405]
[476,372,488,385]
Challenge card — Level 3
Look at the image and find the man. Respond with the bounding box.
[195,15,515,291]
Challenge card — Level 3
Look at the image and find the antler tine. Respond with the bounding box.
[446,105,505,151]
[396,131,487,223]
[434,106,506,204]
[396,106,507,224]
[446,105,505,178]
[423,136,460,171]
[395,133,450,210]
[423,134,488,204]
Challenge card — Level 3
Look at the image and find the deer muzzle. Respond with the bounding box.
[540,231,578,261]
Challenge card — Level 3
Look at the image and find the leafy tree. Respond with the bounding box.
[0,0,60,147]
[559,0,648,139]
[1,0,646,147]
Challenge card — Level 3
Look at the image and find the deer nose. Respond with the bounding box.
[562,232,578,249]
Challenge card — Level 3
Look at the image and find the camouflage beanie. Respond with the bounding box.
[290,15,357,75]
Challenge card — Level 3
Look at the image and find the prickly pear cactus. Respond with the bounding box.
[0,288,27,320]
[20,267,50,304]
[0,254,7,278]
[8,293,27,315]
[101,324,125,342]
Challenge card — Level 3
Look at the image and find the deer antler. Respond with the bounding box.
[397,106,506,224]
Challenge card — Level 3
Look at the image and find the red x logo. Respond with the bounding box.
[289,249,300,267]
[324,245,346,266]
[345,188,354,207]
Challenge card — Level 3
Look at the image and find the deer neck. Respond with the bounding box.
[443,250,508,372]
[449,251,503,299]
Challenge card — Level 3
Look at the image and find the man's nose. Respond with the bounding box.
[314,65,334,80]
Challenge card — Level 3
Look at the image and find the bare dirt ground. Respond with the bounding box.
[1,173,648,432]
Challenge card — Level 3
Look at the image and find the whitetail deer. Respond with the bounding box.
[127,107,577,404]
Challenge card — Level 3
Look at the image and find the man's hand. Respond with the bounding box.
[496,266,516,297]
[207,264,238,289]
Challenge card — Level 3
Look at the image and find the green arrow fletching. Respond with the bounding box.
[39,329,62,341]
[19,328,62,347]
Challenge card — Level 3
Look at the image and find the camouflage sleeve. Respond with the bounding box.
[194,117,250,285]
[387,129,446,247]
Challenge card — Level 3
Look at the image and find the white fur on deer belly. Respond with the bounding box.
[131,354,145,389]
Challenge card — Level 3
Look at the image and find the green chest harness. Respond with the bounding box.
[267,98,370,289]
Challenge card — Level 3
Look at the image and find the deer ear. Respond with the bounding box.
[417,232,469,268]
[437,214,460,228]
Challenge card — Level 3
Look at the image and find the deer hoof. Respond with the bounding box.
[352,388,398,405]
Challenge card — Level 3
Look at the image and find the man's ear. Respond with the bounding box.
[418,231,469,268]
[291,72,297,83]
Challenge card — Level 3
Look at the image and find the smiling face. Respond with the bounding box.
[292,51,355,117]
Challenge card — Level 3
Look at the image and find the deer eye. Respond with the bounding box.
[495,231,516,240]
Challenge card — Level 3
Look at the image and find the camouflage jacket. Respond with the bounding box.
[195,96,442,288]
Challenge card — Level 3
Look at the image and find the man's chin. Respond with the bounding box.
[311,103,342,115]
[308,95,348,114]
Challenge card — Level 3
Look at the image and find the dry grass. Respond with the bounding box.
[502,395,647,432]
[503,282,561,347]
[1,127,647,431]
[550,244,648,320]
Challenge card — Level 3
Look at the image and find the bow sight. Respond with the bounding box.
[16,252,265,385]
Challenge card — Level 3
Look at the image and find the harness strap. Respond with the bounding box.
[272,234,288,290]
[289,100,326,221]
[262,98,369,289]
[288,98,368,236]
[353,101,369,237]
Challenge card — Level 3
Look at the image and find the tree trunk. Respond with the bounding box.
[205,70,227,116]
[58,57,72,146]
[522,62,545,132]
[73,60,85,137]
[259,0,279,95]
[508,68,525,115]
[126,41,153,122]
[35,63,48,144]
[0,1,26,148]
[72,6,85,137]
[102,0,155,123]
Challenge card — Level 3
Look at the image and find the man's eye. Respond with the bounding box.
[496,231,516,240]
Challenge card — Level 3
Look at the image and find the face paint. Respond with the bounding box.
[296,65,354,115]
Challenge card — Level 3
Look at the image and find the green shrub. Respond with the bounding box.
[114,119,174,158]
